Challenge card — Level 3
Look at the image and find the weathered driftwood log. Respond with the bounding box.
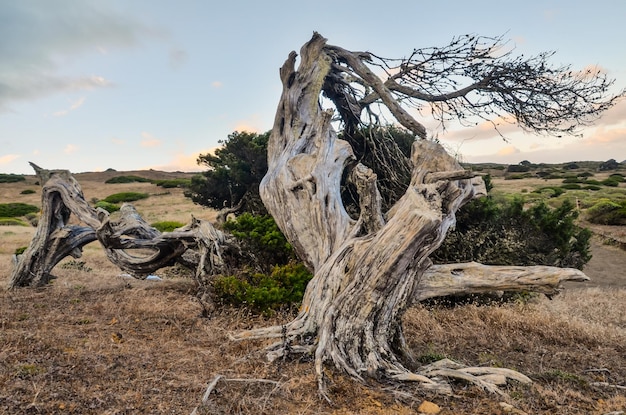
[232,33,591,396]
[9,164,227,288]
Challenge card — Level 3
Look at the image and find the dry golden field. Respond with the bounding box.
[1,171,625,414]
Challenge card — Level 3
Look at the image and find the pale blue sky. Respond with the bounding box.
[1,0,625,174]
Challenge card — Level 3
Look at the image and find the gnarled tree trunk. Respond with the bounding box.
[9,164,228,288]
[10,31,596,397]
[232,33,589,395]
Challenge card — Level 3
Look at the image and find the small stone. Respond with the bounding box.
[499,402,528,415]
[418,400,441,414]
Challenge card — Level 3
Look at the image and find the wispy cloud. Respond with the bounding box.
[52,96,86,117]
[111,137,125,145]
[233,115,266,133]
[140,132,162,148]
[211,81,223,88]
[0,154,20,165]
[64,144,78,154]
[146,147,219,172]
[497,145,520,156]
[0,1,157,113]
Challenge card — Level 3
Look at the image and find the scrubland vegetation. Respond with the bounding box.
[0,166,625,414]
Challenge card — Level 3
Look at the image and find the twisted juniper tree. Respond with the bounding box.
[232,33,621,394]
[10,32,622,396]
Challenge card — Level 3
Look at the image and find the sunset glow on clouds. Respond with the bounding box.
[140,132,162,148]
[0,1,624,174]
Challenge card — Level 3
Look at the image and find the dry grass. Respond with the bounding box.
[1,172,626,414]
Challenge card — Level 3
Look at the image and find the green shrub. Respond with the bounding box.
[0,218,29,226]
[213,263,313,313]
[562,177,582,184]
[586,200,626,225]
[102,192,149,204]
[583,185,602,191]
[151,221,185,232]
[561,183,582,190]
[94,201,121,213]
[153,178,191,188]
[0,174,26,183]
[0,203,39,217]
[105,175,152,184]
[505,173,532,180]
[601,178,620,187]
[506,164,530,173]
[223,213,295,271]
[533,187,565,198]
[14,246,28,255]
[20,189,36,195]
[609,173,625,181]
[433,197,591,270]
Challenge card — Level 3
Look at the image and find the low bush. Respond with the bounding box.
[583,185,602,191]
[562,177,582,184]
[433,197,591,270]
[532,186,565,198]
[94,201,120,213]
[151,221,185,232]
[586,199,626,225]
[0,218,29,226]
[223,213,295,271]
[0,203,39,217]
[0,174,26,183]
[561,183,582,190]
[102,192,149,204]
[213,263,313,313]
[153,178,191,188]
[105,175,152,184]
[14,246,28,255]
[20,189,36,195]
[601,178,620,187]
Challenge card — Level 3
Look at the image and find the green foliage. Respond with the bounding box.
[0,173,26,183]
[599,159,620,171]
[561,183,582,190]
[151,221,185,232]
[153,178,191,188]
[505,173,532,180]
[583,185,602,191]
[223,213,295,270]
[506,164,530,173]
[213,263,313,313]
[600,178,620,187]
[102,192,149,204]
[105,175,152,184]
[186,131,270,215]
[0,218,29,226]
[14,246,28,255]
[562,177,582,184]
[0,203,39,217]
[94,201,120,213]
[533,186,565,198]
[433,197,591,269]
[20,189,36,195]
[586,199,626,225]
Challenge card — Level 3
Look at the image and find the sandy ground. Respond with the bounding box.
[573,237,626,289]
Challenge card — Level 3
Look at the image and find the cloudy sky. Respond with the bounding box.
[1,0,625,174]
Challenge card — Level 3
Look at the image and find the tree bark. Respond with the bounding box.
[233,33,591,395]
[9,165,228,288]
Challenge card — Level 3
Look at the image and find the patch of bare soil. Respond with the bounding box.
[576,237,626,288]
